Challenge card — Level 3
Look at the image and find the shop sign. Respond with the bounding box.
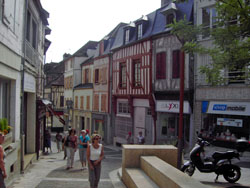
[217,118,243,128]
[206,101,250,116]
[24,73,35,93]
[156,100,191,114]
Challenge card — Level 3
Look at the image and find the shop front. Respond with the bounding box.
[92,113,107,142]
[156,100,192,147]
[201,101,250,146]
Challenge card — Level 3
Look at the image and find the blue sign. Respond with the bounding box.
[213,104,227,111]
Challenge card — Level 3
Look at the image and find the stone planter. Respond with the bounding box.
[2,132,12,149]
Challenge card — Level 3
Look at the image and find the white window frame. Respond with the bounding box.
[117,100,131,117]
[125,29,130,44]
[137,24,143,39]
[0,79,10,120]
[201,6,216,39]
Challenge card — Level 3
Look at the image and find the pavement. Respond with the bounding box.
[7,141,250,188]
[8,141,125,188]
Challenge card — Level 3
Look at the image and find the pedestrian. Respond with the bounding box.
[87,134,104,188]
[86,129,90,140]
[44,130,52,153]
[79,130,90,170]
[137,131,145,144]
[55,131,62,152]
[126,132,133,144]
[63,128,77,170]
[0,133,6,188]
[62,131,68,160]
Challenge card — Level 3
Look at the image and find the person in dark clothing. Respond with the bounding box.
[44,130,52,153]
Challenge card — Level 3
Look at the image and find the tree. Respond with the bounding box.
[169,0,250,84]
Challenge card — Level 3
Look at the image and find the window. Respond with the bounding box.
[26,11,31,41]
[75,96,78,109]
[80,96,84,109]
[202,7,216,38]
[133,59,141,87]
[94,95,99,111]
[95,69,99,83]
[172,50,181,79]
[85,69,89,83]
[137,24,143,39]
[156,52,166,79]
[102,67,107,84]
[101,94,106,112]
[0,79,10,119]
[118,102,130,115]
[26,10,38,49]
[125,29,130,44]
[32,19,37,49]
[166,14,174,25]
[119,63,126,88]
[86,96,90,110]
[60,96,64,107]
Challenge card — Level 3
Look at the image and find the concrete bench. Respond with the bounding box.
[141,156,210,188]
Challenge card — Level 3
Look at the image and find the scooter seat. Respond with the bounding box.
[212,151,236,160]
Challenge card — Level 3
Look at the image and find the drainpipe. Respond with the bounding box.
[20,0,28,173]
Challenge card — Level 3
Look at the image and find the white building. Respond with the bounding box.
[0,0,50,183]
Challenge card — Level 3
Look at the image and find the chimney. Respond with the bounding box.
[63,53,71,60]
[161,0,172,7]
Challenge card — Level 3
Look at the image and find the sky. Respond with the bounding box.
[41,0,161,63]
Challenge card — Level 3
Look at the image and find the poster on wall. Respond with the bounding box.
[217,118,243,127]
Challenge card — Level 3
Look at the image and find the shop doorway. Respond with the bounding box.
[81,117,85,130]
[145,108,153,144]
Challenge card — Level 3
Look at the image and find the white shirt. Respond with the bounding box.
[90,144,102,161]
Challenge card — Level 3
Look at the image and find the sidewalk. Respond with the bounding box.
[8,141,125,188]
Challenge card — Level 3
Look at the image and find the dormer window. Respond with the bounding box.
[166,13,174,24]
[125,29,130,44]
[137,24,143,39]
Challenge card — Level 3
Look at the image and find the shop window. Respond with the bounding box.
[156,52,166,79]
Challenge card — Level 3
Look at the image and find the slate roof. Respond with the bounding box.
[44,61,65,88]
[73,41,98,57]
[94,22,127,58]
[74,83,93,89]
[111,0,193,50]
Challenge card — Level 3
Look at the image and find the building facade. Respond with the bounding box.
[0,0,50,183]
[193,0,250,145]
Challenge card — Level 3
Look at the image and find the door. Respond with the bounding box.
[81,117,85,130]
[134,107,146,144]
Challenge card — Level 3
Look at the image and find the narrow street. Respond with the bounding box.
[9,142,124,188]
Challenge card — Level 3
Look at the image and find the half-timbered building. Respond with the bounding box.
[111,14,157,145]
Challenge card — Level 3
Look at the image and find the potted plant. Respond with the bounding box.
[0,118,11,135]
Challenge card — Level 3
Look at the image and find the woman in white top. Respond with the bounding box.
[87,134,104,188]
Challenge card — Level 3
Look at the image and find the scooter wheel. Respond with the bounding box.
[223,166,241,183]
[181,165,195,177]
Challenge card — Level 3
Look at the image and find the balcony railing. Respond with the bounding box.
[196,70,250,86]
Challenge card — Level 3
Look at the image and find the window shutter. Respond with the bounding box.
[172,50,180,78]
[156,52,166,79]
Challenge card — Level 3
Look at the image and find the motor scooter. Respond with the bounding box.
[182,137,241,183]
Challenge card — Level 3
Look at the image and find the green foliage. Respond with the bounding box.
[0,118,11,135]
[169,0,250,84]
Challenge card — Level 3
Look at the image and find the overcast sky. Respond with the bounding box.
[41,0,161,63]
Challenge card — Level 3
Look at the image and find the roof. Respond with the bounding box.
[111,0,193,50]
[44,61,65,88]
[73,41,98,57]
[81,56,94,66]
[74,83,93,89]
[94,22,127,58]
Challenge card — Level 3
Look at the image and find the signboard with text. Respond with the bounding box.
[156,100,191,114]
[217,118,243,127]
